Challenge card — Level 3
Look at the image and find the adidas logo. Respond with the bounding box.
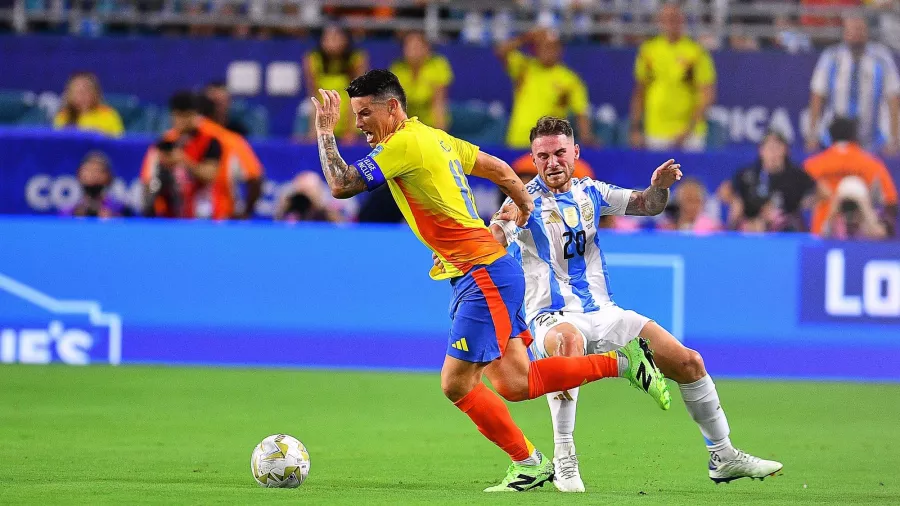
[451,337,469,352]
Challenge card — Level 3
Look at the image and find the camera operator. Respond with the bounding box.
[822,176,888,240]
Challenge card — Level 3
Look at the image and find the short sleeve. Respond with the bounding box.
[587,179,633,217]
[352,133,417,191]
[873,161,899,205]
[506,51,528,81]
[634,43,651,84]
[568,74,590,115]
[810,49,833,95]
[448,134,480,174]
[694,47,716,86]
[433,56,454,87]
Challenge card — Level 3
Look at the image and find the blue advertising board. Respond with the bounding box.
[0,216,897,380]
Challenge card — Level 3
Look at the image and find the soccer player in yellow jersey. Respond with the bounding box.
[311,70,670,491]
[496,29,596,149]
[629,4,716,152]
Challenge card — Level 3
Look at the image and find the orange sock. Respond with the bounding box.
[454,383,534,461]
[527,352,618,399]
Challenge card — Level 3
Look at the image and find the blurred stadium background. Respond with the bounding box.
[0,0,899,503]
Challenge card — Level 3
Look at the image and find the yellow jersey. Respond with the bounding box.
[353,118,506,280]
[53,104,124,137]
[306,50,366,137]
[634,35,716,139]
[505,51,589,148]
[389,55,454,127]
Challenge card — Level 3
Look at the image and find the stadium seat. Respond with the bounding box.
[0,90,36,124]
[232,99,269,139]
[106,93,160,134]
[706,118,729,150]
[448,101,506,146]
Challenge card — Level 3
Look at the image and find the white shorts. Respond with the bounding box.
[530,306,651,358]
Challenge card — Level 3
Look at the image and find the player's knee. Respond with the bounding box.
[557,332,584,357]
[493,378,529,402]
[679,348,706,382]
[441,374,477,403]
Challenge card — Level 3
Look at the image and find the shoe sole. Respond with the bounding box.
[710,466,784,484]
[484,472,555,492]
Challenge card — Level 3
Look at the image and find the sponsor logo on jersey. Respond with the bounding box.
[545,210,562,224]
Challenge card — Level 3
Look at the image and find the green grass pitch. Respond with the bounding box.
[1,365,898,505]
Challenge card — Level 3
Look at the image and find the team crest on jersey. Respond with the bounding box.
[580,200,594,225]
[563,207,580,228]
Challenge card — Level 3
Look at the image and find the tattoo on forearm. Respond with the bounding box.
[625,186,669,216]
[317,133,365,197]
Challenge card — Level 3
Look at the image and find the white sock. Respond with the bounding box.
[678,375,737,461]
[547,387,579,457]
[514,448,542,466]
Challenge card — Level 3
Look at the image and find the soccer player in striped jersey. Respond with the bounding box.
[491,116,784,492]
[311,70,670,492]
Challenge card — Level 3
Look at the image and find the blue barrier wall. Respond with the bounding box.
[0,217,897,380]
[3,128,900,219]
[0,35,835,141]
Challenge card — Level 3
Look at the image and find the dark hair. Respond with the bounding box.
[195,94,216,118]
[761,129,788,146]
[529,116,574,143]
[317,23,355,76]
[205,80,227,91]
[346,69,408,111]
[79,150,114,182]
[156,139,176,153]
[169,91,198,113]
[829,117,858,143]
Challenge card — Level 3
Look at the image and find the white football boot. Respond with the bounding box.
[552,445,585,493]
[709,449,783,484]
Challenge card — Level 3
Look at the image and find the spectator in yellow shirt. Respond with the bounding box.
[629,4,716,152]
[390,31,453,131]
[303,24,368,142]
[496,29,596,149]
[53,72,124,138]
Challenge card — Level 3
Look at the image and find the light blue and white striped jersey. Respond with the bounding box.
[492,176,633,324]
[810,42,900,149]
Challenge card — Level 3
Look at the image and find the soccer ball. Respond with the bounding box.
[250,434,311,488]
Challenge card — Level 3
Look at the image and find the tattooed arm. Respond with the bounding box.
[625,158,683,216]
[625,185,670,216]
[317,132,366,198]
[312,89,367,199]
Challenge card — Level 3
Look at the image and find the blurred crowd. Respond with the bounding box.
[6,1,900,54]
[8,1,899,241]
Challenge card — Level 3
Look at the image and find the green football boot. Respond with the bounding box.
[619,337,671,410]
[484,450,554,492]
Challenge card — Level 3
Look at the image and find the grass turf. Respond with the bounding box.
[0,365,898,505]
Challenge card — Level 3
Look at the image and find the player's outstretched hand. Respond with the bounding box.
[495,202,520,223]
[310,89,341,136]
[650,159,683,189]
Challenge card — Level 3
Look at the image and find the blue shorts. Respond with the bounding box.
[447,255,533,363]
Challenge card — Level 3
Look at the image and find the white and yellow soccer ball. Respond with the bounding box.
[250,434,311,488]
